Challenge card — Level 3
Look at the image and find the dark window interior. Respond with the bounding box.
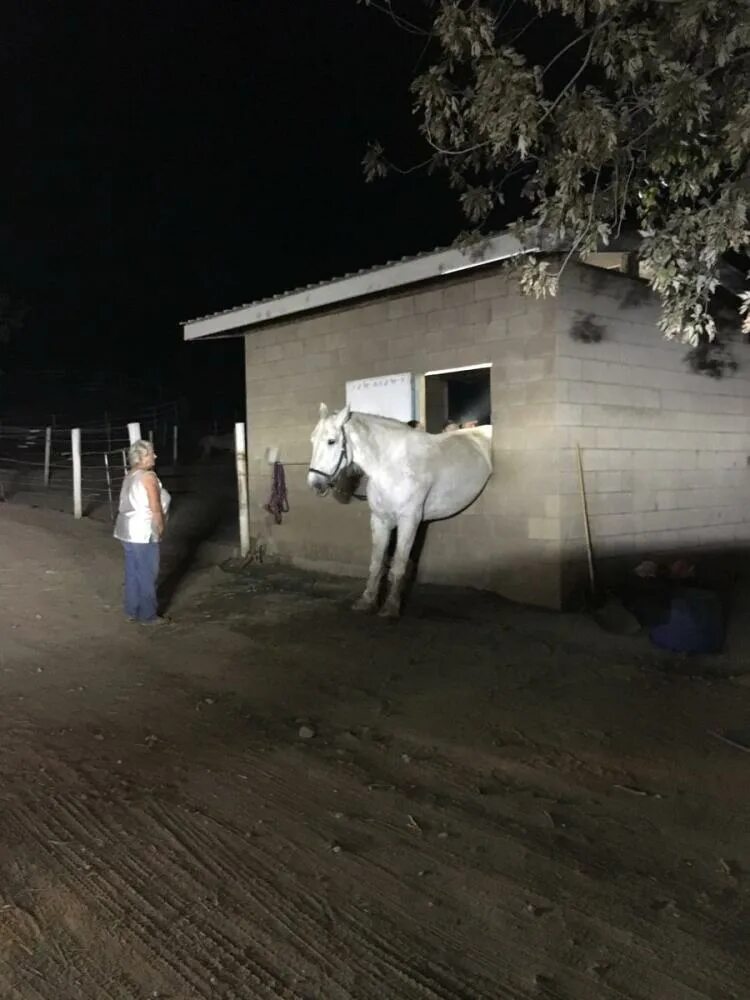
[424,367,491,433]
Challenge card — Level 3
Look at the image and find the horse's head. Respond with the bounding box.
[307,402,351,495]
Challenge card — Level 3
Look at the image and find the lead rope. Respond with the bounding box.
[265,461,290,524]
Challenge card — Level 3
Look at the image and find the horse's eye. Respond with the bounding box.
[327,438,336,446]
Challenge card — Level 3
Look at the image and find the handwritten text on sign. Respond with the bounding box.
[345,372,415,422]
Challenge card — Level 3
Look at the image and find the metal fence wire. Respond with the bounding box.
[0,402,180,519]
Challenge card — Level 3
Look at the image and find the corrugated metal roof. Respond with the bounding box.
[181,230,535,341]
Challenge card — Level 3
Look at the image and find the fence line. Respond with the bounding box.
[0,408,181,520]
[0,399,181,435]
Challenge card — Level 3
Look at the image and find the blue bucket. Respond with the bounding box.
[649,588,724,654]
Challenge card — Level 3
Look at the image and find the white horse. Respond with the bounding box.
[198,432,235,459]
[308,404,492,618]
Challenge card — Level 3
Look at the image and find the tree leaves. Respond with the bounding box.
[362,142,388,182]
[369,0,750,344]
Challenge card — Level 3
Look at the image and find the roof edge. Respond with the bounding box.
[182,231,536,341]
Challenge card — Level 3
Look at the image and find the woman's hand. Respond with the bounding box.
[143,472,166,539]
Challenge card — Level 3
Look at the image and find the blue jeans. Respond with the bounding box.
[122,541,160,622]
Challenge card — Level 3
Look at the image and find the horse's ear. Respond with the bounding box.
[335,403,351,429]
[318,403,329,420]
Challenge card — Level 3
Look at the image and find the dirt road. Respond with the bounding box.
[0,505,748,999]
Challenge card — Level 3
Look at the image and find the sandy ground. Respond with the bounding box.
[0,503,749,999]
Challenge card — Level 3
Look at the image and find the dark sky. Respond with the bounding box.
[2,0,467,396]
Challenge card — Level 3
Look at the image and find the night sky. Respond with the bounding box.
[2,1,470,406]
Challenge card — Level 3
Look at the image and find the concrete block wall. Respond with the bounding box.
[553,263,750,589]
[245,266,566,608]
[243,258,750,608]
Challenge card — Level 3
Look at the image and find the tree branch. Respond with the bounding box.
[541,22,602,79]
[554,167,602,280]
[360,0,428,36]
[423,129,492,158]
[537,23,600,127]
[616,155,636,239]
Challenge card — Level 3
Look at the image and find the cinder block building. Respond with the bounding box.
[183,233,750,609]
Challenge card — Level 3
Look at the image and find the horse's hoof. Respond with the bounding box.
[378,605,400,620]
[352,598,376,613]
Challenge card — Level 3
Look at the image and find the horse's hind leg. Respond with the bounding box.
[380,513,421,619]
[353,514,391,612]
[401,521,429,604]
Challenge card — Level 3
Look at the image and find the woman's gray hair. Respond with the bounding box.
[128,439,154,469]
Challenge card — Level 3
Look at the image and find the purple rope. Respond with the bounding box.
[265,461,289,524]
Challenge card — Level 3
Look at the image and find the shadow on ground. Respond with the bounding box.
[157,459,239,611]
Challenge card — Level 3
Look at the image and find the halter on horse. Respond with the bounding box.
[307,432,349,492]
[307,407,351,494]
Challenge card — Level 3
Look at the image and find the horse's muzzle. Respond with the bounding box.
[307,471,329,495]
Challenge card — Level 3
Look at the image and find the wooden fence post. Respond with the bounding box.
[172,425,179,466]
[44,427,52,487]
[104,453,114,520]
[234,422,250,558]
[71,428,82,519]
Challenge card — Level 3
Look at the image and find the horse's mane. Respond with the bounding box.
[350,411,411,431]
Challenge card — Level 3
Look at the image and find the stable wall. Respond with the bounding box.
[552,264,750,593]
[244,266,565,608]
[243,261,750,609]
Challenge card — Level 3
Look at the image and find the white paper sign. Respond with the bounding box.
[345,372,415,422]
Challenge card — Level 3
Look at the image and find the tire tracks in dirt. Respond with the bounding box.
[175,741,625,1000]
[151,799,487,1000]
[3,788,300,999]
[193,731,745,1000]
[321,735,749,1000]
[1,706,746,1000]
[1,772,496,999]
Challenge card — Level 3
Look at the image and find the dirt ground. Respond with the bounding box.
[0,504,749,1000]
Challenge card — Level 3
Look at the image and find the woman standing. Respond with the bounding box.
[114,440,171,624]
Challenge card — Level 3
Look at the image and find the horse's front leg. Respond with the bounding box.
[353,513,391,613]
[379,512,421,619]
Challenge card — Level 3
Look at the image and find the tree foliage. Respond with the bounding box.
[363,0,750,344]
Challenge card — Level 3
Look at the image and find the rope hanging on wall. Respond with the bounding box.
[265,461,289,524]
